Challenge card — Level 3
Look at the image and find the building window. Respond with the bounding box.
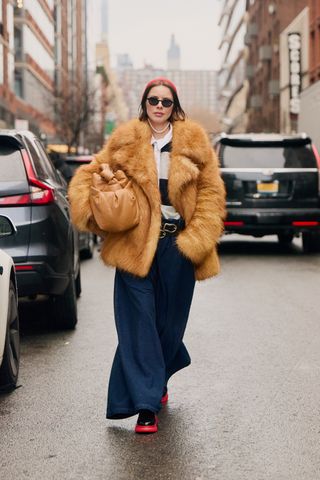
[14,26,22,61]
[0,44,3,84]
[14,69,23,97]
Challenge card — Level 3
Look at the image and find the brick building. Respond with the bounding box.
[245,0,306,132]
[308,0,320,83]
[298,1,320,150]
[0,0,88,141]
[0,0,56,134]
[218,0,248,133]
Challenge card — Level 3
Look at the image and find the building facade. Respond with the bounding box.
[308,0,320,83]
[280,7,309,134]
[0,0,56,134]
[245,0,306,133]
[0,0,90,141]
[54,0,87,95]
[298,1,320,151]
[218,0,248,132]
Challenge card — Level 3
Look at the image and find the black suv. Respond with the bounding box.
[216,133,320,252]
[0,130,81,328]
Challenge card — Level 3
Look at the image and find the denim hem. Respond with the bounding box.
[106,403,160,420]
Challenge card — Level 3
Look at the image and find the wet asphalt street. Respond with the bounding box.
[1,235,320,480]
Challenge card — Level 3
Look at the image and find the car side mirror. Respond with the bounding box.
[0,215,17,237]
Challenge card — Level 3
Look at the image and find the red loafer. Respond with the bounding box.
[135,410,158,434]
[161,391,169,405]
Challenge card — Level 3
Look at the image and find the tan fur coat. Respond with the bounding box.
[68,118,226,280]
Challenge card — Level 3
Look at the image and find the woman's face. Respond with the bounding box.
[145,85,174,127]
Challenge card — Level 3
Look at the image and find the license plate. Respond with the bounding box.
[257,181,279,194]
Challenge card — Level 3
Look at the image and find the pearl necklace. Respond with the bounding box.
[148,119,170,134]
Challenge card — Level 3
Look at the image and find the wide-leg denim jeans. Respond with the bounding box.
[106,230,195,419]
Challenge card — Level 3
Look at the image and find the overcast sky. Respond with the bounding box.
[106,0,223,71]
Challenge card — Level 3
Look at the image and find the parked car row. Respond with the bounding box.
[215,132,320,252]
[0,130,96,391]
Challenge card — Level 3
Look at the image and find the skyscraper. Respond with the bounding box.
[101,0,108,42]
[167,35,181,70]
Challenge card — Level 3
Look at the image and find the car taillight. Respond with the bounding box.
[29,180,55,204]
[0,194,31,206]
[22,149,55,205]
[224,221,244,226]
[292,221,319,226]
[15,265,34,271]
[0,183,54,206]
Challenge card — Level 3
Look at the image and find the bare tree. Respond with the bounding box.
[52,81,98,153]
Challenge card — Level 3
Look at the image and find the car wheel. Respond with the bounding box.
[302,232,320,253]
[0,281,20,391]
[80,234,94,260]
[75,268,82,298]
[50,275,78,329]
[277,232,294,245]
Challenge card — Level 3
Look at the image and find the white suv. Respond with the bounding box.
[0,215,20,391]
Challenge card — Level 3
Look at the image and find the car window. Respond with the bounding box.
[0,145,29,195]
[24,137,48,180]
[220,144,317,169]
[0,145,27,181]
[34,140,61,183]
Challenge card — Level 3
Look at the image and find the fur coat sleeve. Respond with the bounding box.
[174,123,226,265]
[68,156,107,237]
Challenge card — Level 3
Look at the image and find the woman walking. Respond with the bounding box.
[68,77,226,434]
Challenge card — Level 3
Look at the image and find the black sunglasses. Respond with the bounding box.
[147,96,174,108]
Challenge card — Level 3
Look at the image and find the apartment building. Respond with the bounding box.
[245,0,306,132]
[279,7,309,134]
[298,1,320,150]
[0,0,88,139]
[218,0,248,132]
[309,0,320,83]
[0,0,55,133]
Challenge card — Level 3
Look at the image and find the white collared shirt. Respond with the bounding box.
[151,123,173,176]
[150,124,180,220]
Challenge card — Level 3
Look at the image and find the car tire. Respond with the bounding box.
[80,234,94,260]
[277,232,294,245]
[302,232,320,253]
[50,275,78,329]
[75,268,82,298]
[0,281,20,391]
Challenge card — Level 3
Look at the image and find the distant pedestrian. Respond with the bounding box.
[68,77,226,434]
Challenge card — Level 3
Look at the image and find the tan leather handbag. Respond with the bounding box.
[89,164,139,233]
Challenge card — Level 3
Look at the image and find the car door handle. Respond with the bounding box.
[0,266,3,275]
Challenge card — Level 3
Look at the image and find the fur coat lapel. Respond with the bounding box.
[103,119,203,212]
